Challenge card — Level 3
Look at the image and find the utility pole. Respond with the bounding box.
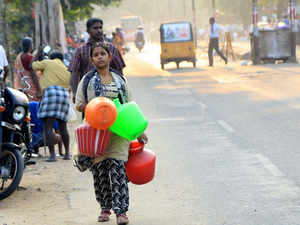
[183,0,186,19]
[252,0,260,64]
[289,0,297,62]
[168,0,172,20]
[212,0,216,17]
[192,0,197,48]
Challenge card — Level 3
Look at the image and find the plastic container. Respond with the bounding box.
[109,98,148,140]
[75,123,111,157]
[85,97,117,130]
[126,141,156,185]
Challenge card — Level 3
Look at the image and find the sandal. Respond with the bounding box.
[116,214,129,225]
[98,209,111,222]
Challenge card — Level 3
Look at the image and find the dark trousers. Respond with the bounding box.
[208,38,227,66]
[91,159,129,215]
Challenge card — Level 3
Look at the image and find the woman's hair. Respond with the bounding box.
[86,18,103,30]
[22,37,32,53]
[49,51,64,61]
[90,42,111,58]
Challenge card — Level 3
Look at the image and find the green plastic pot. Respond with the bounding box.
[109,98,148,140]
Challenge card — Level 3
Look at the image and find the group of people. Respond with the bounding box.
[0,16,225,225]
[0,17,148,225]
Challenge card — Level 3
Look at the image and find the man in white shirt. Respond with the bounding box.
[208,17,227,66]
[0,45,9,80]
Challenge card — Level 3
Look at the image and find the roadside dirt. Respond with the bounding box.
[0,121,89,225]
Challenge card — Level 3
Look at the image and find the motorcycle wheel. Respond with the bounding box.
[0,148,24,200]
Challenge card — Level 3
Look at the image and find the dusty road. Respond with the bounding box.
[2,43,300,225]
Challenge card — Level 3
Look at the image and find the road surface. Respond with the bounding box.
[2,43,300,225]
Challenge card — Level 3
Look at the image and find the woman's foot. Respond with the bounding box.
[98,210,111,222]
[116,214,129,225]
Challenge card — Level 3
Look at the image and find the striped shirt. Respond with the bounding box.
[69,40,126,96]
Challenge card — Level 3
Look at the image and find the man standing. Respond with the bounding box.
[0,44,9,81]
[69,18,125,102]
[208,17,227,67]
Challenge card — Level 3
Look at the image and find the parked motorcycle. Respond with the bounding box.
[0,66,33,200]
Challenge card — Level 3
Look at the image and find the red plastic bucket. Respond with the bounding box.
[75,123,111,157]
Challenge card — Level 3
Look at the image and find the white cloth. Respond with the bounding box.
[0,45,8,68]
[209,23,219,38]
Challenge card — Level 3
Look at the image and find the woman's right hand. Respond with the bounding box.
[76,103,86,112]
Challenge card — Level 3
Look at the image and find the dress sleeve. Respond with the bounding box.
[109,44,126,74]
[69,47,82,95]
[123,77,132,102]
[69,47,81,73]
[75,76,86,110]
[32,60,47,71]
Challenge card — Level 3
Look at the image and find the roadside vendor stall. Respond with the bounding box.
[251,0,297,64]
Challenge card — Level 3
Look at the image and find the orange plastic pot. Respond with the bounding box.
[85,97,117,130]
[126,141,156,185]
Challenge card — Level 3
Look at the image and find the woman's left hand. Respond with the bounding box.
[137,133,148,144]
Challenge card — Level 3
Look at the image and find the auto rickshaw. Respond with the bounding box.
[160,21,196,70]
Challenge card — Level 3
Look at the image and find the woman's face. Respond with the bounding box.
[91,46,111,69]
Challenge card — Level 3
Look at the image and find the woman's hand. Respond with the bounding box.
[137,133,148,144]
[76,103,86,112]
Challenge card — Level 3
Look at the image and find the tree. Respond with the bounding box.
[0,0,122,85]
[0,0,34,85]
[61,0,122,22]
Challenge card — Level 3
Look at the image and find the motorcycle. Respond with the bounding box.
[0,66,34,200]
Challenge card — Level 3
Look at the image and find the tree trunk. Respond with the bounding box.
[47,0,58,49]
[1,2,13,86]
[35,0,66,53]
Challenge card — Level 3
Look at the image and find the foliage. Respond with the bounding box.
[1,0,122,55]
[0,0,36,55]
[61,0,122,22]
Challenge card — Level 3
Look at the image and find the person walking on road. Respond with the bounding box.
[32,50,71,162]
[0,44,9,82]
[208,17,227,67]
[75,42,147,225]
[69,18,125,103]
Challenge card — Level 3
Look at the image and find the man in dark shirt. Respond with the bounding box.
[69,18,125,102]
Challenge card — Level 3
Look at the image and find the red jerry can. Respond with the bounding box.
[126,141,156,185]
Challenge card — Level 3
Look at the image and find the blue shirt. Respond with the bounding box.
[209,23,219,38]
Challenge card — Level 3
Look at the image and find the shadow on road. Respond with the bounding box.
[165,67,205,74]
